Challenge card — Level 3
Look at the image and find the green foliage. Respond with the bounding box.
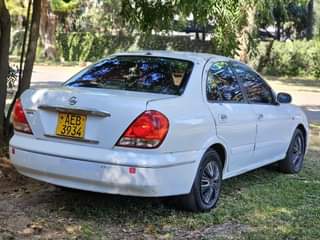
[50,0,80,13]
[121,0,178,33]
[121,0,247,56]
[120,0,311,57]
[210,0,245,56]
[56,32,215,62]
[254,39,320,77]
[137,34,214,52]
[6,0,26,16]
[57,32,94,62]
[57,32,135,62]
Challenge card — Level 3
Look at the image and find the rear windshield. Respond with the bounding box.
[64,56,194,95]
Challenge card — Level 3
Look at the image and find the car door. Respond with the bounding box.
[231,62,293,163]
[204,61,257,172]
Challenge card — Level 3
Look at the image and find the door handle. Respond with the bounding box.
[258,113,264,120]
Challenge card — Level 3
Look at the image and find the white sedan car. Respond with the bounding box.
[10,51,308,211]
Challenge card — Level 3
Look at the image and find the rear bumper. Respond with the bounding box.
[9,135,200,197]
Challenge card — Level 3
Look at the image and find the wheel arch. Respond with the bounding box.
[207,143,227,173]
[296,123,308,152]
[297,123,307,141]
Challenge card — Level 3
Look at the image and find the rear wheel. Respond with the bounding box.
[279,128,305,174]
[180,149,222,212]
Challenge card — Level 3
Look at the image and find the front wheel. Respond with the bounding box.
[279,128,305,174]
[180,150,222,212]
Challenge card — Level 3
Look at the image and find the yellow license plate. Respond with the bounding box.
[55,112,87,139]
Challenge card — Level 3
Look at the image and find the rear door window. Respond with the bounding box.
[65,56,194,95]
[206,61,244,102]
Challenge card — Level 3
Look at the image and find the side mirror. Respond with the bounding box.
[277,92,292,104]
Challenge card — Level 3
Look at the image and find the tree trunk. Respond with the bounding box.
[202,28,206,41]
[306,0,314,40]
[314,0,320,36]
[276,20,281,40]
[257,40,274,72]
[193,17,200,40]
[40,0,57,60]
[19,0,41,94]
[195,30,200,40]
[237,5,256,63]
[0,0,10,140]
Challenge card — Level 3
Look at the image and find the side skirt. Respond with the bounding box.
[222,153,285,180]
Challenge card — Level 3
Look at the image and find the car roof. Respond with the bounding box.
[113,50,232,64]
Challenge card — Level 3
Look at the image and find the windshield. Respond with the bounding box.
[64,56,194,95]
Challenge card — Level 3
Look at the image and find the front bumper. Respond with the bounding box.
[9,135,200,197]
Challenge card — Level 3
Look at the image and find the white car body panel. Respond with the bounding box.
[10,135,200,196]
[251,104,293,162]
[9,50,309,197]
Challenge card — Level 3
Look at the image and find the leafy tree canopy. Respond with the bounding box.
[6,0,26,16]
[50,0,80,13]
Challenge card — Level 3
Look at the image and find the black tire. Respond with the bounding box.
[279,128,305,174]
[179,149,222,212]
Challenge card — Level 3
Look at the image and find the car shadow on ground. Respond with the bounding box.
[25,163,286,218]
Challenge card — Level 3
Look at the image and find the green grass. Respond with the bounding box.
[41,130,319,239]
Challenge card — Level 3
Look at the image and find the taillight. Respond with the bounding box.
[12,99,33,134]
[116,110,169,148]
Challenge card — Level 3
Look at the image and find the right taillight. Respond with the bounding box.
[116,110,169,148]
[12,99,33,134]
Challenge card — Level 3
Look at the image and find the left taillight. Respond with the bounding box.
[12,99,33,134]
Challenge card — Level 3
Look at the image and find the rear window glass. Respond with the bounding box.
[64,56,194,95]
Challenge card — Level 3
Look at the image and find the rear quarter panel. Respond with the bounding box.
[146,96,215,153]
[284,104,309,151]
[146,61,221,154]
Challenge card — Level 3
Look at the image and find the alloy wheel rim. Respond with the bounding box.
[200,161,220,205]
[292,135,304,169]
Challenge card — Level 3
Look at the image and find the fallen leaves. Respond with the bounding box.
[20,223,43,236]
[64,225,81,235]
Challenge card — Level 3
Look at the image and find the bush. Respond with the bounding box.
[56,32,214,63]
[253,40,320,78]
[12,31,213,63]
[57,33,139,62]
[137,34,213,53]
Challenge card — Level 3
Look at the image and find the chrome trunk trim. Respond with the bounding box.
[43,134,99,144]
[38,104,111,118]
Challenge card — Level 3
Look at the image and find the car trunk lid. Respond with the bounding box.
[21,87,175,149]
